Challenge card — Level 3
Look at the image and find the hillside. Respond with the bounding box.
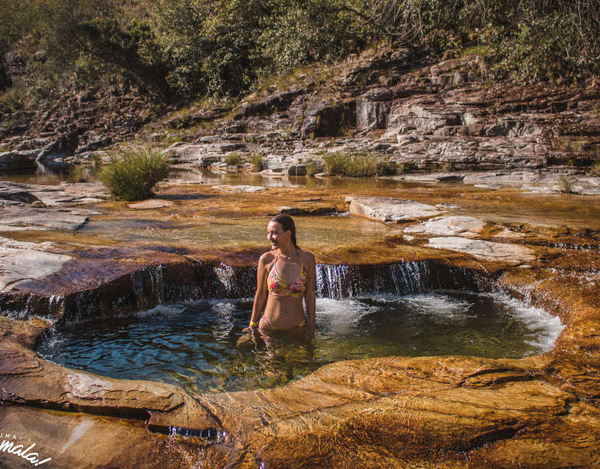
[1,0,600,183]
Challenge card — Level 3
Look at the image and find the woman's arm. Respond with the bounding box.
[249,254,269,328]
[304,253,317,330]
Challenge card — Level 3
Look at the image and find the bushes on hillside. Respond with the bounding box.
[1,0,599,111]
[99,148,171,201]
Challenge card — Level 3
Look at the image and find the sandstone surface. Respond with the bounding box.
[404,215,486,238]
[347,195,443,223]
[0,238,72,291]
[428,237,536,265]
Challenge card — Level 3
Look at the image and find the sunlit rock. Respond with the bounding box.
[347,195,443,223]
[127,199,174,209]
[211,185,267,193]
[0,238,72,291]
[428,236,536,265]
[405,216,485,238]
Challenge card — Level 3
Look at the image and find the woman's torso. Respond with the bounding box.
[262,250,308,330]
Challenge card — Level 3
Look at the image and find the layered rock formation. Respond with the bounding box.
[1,179,599,468]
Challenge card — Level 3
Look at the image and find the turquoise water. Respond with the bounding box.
[37,291,562,394]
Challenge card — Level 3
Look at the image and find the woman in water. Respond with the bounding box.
[248,214,316,333]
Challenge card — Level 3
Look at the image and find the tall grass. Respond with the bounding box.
[322,152,396,177]
[99,148,171,201]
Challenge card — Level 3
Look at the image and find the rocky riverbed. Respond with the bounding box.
[1,175,599,468]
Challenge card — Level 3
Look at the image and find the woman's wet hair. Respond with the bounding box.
[270,213,298,248]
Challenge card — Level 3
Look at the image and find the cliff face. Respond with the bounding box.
[1,48,600,178]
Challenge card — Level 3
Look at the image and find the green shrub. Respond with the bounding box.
[68,164,90,183]
[224,152,242,166]
[99,148,171,201]
[249,151,264,171]
[377,159,397,176]
[322,152,348,175]
[305,158,322,176]
[558,175,574,194]
[590,161,600,176]
[322,152,394,177]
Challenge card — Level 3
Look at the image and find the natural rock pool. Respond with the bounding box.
[38,291,562,393]
[1,175,599,469]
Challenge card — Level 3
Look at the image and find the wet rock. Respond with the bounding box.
[0,238,72,290]
[0,406,214,469]
[428,236,536,265]
[347,196,443,223]
[0,150,39,173]
[405,216,486,238]
[277,205,337,216]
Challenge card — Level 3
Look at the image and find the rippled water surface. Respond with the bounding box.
[38,291,562,393]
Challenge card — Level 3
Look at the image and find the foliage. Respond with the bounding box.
[249,151,264,171]
[99,147,171,200]
[224,152,242,166]
[68,163,90,182]
[1,0,600,111]
[305,158,322,177]
[322,151,395,177]
[365,0,600,81]
[558,175,574,194]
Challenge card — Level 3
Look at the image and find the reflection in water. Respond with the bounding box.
[80,214,404,251]
[38,292,562,394]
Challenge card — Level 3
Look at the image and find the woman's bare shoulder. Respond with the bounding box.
[299,249,316,266]
[258,251,277,264]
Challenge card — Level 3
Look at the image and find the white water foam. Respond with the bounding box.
[135,304,187,318]
[492,292,564,353]
[316,298,378,334]
[399,293,473,322]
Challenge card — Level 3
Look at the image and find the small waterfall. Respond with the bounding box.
[1,259,490,321]
[317,261,433,298]
[212,263,255,298]
[0,291,64,319]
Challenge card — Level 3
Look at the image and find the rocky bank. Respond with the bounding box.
[2,48,600,195]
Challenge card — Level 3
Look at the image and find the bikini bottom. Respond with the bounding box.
[259,316,306,331]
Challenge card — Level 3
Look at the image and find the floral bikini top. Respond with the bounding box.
[267,255,308,298]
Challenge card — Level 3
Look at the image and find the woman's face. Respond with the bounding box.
[267,221,289,250]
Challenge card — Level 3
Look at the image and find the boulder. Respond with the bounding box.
[427,236,536,265]
[404,216,486,238]
[287,164,307,176]
[0,150,39,173]
[347,196,443,223]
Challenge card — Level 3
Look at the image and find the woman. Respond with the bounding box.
[248,214,316,333]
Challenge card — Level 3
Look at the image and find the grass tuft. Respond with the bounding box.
[99,148,171,201]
